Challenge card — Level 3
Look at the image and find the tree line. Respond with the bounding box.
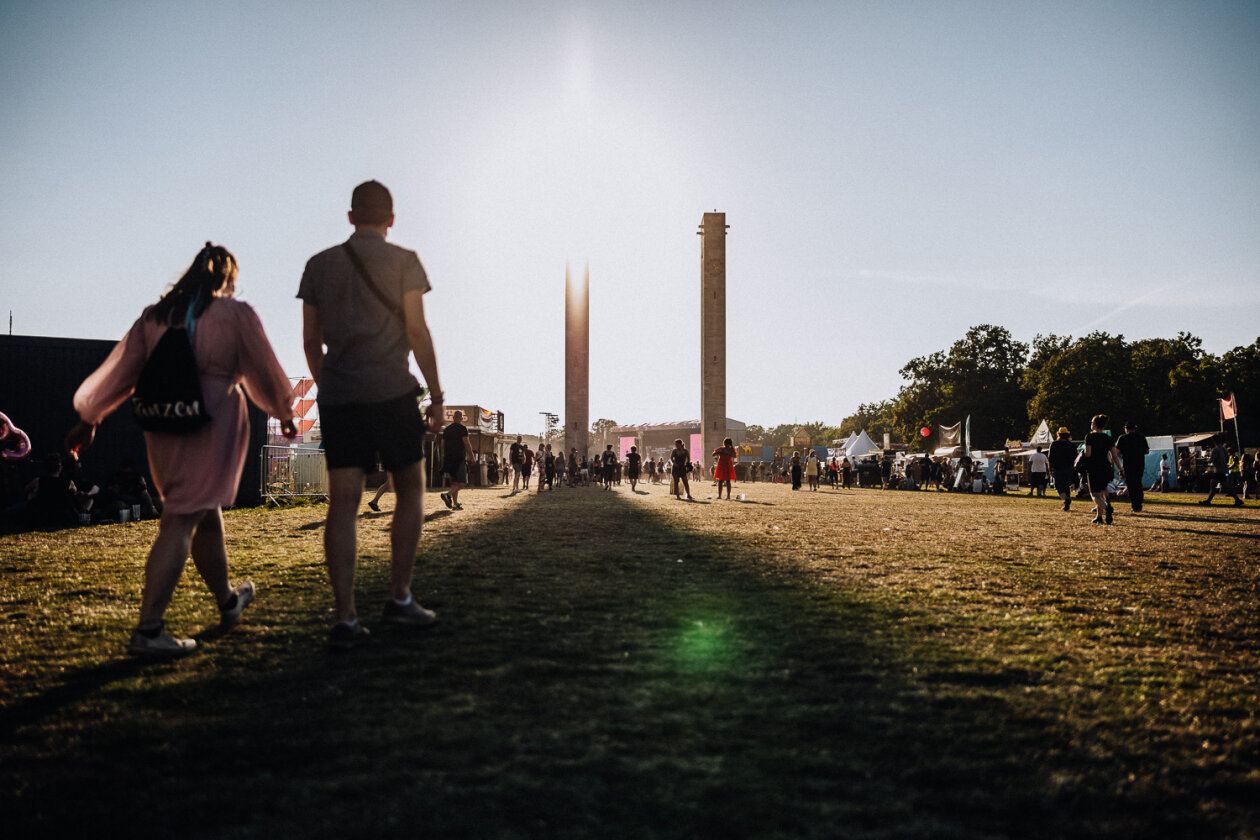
[745,325,1259,452]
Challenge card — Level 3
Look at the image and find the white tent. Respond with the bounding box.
[845,430,881,458]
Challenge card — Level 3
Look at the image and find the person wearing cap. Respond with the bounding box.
[299,180,445,648]
[1047,426,1078,512]
[1116,422,1150,512]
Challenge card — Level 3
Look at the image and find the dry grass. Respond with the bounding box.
[2,481,1258,838]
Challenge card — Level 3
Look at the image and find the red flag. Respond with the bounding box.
[1220,393,1238,420]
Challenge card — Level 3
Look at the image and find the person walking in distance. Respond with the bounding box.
[440,409,474,511]
[601,444,617,490]
[299,180,444,648]
[1150,453,1171,493]
[1026,446,1050,497]
[1115,421,1150,513]
[1048,426,1078,511]
[509,435,524,493]
[1082,414,1123,524]
[544,444,556,491]
[553,444,567,487]
[713,437,738,500]
[670,439,693,500]
[1200,439,1245,507]
[625,445,642,492]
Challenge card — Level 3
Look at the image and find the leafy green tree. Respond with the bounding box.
[590,418,619,452]
[1217,337,1260,441]
[1128,333,1206,431]
[894,325,1030,450]
[744,424,767,444]
[838,401,896,441]
[1024,332,1130,437]
[765,423,799,447]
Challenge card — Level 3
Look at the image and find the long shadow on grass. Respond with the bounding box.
[4,489,1238,839]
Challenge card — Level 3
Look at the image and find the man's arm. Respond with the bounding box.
[302,303,325,387]
[402,289,443,429]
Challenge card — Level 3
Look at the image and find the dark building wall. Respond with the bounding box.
[0,335,265,509]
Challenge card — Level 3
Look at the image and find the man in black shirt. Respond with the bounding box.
[1116,422,1150,512]
[440,410,474,511]
[1048,426,1078,511]
[509,435,524,493]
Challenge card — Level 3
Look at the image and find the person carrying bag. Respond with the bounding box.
[68,242,297,657]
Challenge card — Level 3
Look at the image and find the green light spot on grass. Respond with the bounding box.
[676,618,738,671]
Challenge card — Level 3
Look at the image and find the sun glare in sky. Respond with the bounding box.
[2,2,1257,429]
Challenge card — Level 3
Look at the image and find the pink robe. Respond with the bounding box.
[74,298,294,514]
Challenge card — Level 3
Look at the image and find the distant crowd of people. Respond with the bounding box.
[480,435,731,502]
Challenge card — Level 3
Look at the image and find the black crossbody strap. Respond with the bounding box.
[342,242,404,323]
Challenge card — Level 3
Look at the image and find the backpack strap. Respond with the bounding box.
[342,242,404,324]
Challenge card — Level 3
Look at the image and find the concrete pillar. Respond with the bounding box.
[564,262,590,459]
[699,213,728,470]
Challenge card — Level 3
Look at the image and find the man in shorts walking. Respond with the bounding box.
[299,180,445,648]
[440,410,473,511]
[509,435,524,492]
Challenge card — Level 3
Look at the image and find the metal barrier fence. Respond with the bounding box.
[261,445,328,502]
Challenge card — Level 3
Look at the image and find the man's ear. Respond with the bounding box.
[348,210,356,226]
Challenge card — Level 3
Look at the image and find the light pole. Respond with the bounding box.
[540,412,559,445]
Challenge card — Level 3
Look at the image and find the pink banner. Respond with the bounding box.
[689,433,703,464]
[619,436,636,460]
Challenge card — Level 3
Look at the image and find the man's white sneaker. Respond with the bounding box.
[382,598,437,626]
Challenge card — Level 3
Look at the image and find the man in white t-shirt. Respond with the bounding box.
[1027,446,1050,497]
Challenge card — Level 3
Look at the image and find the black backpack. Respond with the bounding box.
[131,327,211,433]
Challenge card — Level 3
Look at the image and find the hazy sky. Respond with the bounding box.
[3,1,1258,435]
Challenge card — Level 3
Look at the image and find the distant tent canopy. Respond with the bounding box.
[845,430,881,458]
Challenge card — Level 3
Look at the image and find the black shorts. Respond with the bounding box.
[443,460,469,484]
[319,391,426,473]
[1086,467,1113,496]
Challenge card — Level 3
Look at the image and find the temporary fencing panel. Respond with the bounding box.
[261,445,328,501]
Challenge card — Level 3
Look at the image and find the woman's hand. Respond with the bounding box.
[65,420,96,455]
[281,419,298,439]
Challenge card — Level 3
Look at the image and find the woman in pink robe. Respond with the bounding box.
[67,243,296,657]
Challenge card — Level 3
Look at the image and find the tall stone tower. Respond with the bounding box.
[564,262,590,458]
[699,213,728,469]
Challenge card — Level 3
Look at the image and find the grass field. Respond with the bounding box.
[2,481,1258,839]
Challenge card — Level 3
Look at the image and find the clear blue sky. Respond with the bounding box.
[3,0,1257,436]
